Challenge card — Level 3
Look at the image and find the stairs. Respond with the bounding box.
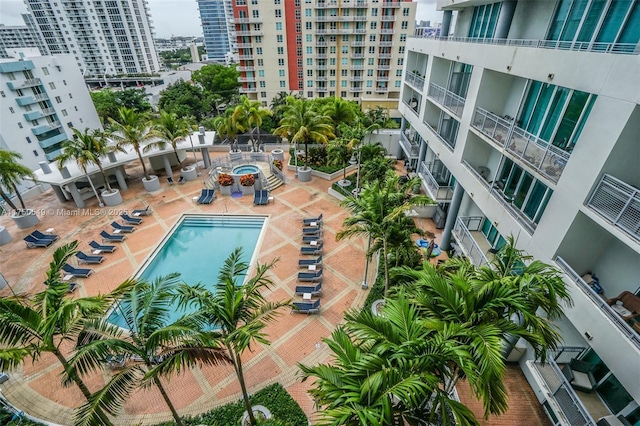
[265,173,283,191]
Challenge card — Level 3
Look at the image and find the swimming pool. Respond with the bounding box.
[108,214,266,328]
[233,164,260,175]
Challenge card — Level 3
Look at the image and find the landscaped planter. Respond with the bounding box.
[271,149,284,161]
[241,185,255,196]
[220,185,232,196]
[229,151,243,162]
[181,166,197,181]
[0,226,12,246]
[297,167,312,182]
[241,405,272,426]
[142,175,161,192]
[11,210,39,229]
[101,189,122,206]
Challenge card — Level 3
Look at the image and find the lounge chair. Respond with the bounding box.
[120,214,143,225]
[132,206,152,216]
[24,235,54,248]
[253,190,270,205]
[302,213,322,226]
[298,269,323,282]
[178,176,185,184]
[31,230,59,241]
[302,235,323,243]
[100,230,126,242]
[89,240,117,253]
[167,176,175,185]
[62,263,94,278]
[298,255,322,268]
[301,242,323,255]
[111,222,135,233]
[302,226,322,235]
[76,251,105,264]
[295,281,322,296]
[292,299,321,314]
[197,188,215,204]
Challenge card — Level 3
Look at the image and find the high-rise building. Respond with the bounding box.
[197,0,233,62]
[230,0,416,112]
[24,0,160,77]
[399,1,639,425]
[0,52,102,171]
[0,15,49,59]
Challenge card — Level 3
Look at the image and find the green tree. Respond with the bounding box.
[158,80,209,121]
[326,138,351,185]
[0,241,130,426]
[153,110,191,165]
[0,149,36,212]
[273,96,335,171]
[107,107,156,180]
[322,97,358,136]
[191,64,240,102]
[177,248,290,426]
[90,90,119,126]
[233,96,273,152]
[214,109,246,152]
[114,89,152,112]
[71,274,230,426]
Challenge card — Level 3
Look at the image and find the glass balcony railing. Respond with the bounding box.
[586,174,640,243]
[402,96,421,115]
[404,72,424,92]
[422,119,456,152]
[452,216,490,267]
[427,83,465,118]
[490,187,537,234]
[418,161,454,202]
[399,132,419,158]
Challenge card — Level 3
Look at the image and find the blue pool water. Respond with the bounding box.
[108,215,265,328]
[233,165,260,175]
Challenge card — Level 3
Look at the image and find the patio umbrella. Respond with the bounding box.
[425,238,436,259]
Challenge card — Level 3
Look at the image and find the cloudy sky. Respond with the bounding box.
[0,0,441,38]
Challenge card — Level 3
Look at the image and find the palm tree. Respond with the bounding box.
[177,248,290,426]
[214,109,246,153]
[0,241,130,426]
[326,138,351,186]
[337,174,433,294]
[152,110,191,165]
[323,97,357,136]
[107,107,156,180]
[70,274,230,426]
[0,148,36,212]
[233,96,273,152]
[273,96,334,171]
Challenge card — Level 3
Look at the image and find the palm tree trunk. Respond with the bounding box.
[383,239,390,295]
[0,190,19,211]
[136,148,150,180]
[11,183,26,210]
[97,163,112,192]
[231,348,256,425]
[255,127,261,152]
[153,376,184,426]
[304,140,309,170]
[173,148,181,166]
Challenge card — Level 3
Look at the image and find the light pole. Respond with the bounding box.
[188,131,200,176]
[362,236,371,290]
[352,148,362,199]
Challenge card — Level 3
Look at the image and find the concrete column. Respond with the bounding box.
[162,154,173,177]
[200,148,211,168]
[115,167,128,191]
[418,138,428,163]
[440,183,464,251]
[495,1,517,39]
[67,184,85,208]
[51,185,68,203]
[441,10,453,37]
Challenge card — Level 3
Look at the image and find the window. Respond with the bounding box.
[276,22,283,30]
[277,47,284,54]
[61,109,68,116]
[307,69,313,76]
[370,22,377,29]
[396,69,403,76]
[341,58,348,65]
[252,10,259,18]
[49,82,56,90]
[18,122,23,128]
[69,93,73,99]
[278,58,285,66]
[306,58,313,65]
[397,58,404,65]
[280,80,286,87]
[402,7,410,16]
[366,80,373,87]
[308,91,313,98]
[259,81,266,87]
[0,91,4,97]
[74,106,78,111]
[54,96,62,103]
[279,70,285,77]
[41,67,49,75]
[258,59,264,66]
[367,70,373,76]
[261,91,267,98]
[399,46,405,54]
[306,46,312,54]
[256,47,263,54]
[330,80,336,87]
[401,21,408,29]
[305,8,312,17]
[9,107,14,114]
[341,80,348,87]
[258,70,265,77]
[33,150,39,157]
[468,2,501,39]
[341,69,348,76]
[341,91,347,97]
[274,0,280,3]
[368,58,374,65]
[497,158,553,225]
[307,80,313,87]
[306,34,312,42]
[395,80,401,87]
[371,8,378,16]
[275,9,282,18]
[306,22,312,30]
[26,136,31,144]
[63,80,67,85]
[330,58,336,65]
[369,34,376,42]
[400,34,406,42]
[369,46,375,54]
[67,122,73,128]
[277,35,283,42]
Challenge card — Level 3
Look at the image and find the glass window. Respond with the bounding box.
[276,22,282,30]
[596,0,634,42]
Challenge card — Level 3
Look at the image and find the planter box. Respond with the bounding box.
[142,175,161,192]
[405,205,437,218]
[286,164,358,181]
[12,210,39,229]
[101,189,122,206]
[220,185,232,196]
[241,185,255,195]
[181,166,197,181]
[271,149,284,161]
[0,226,12,246]
[297,167,313,182]
[229,151,243,162]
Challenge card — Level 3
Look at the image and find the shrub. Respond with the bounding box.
[239,173,255,186]
[218,173,234,186]
[272,159,283,171]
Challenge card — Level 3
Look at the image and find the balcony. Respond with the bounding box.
[380,29,395,34]
[379,41,393,47]
[15,93,48,106]
[23,108,54,121]
[237,66,255,71]
[489,186,537,234]
[381,15,395,21]
[350,64,364,70]
[238,76,256,82]
[402,96,420,116]
[38,132,67,149]
[375,86,388,92]
[6,78,42,90]
[378,53,392,58]
[404,72,424,92]
[235,31,263,36]
[316,41,328,47]
[381,1,400,7]
[399,132,419,159]
[422,120,456,152]
[316,65,328,70]
[350,76,364,82]
[586,174,640,243]
[315,87,328,92]
[351,41,365,47]
[378,65,391,70]
[238,55,254,60]
[377,75,389,81]
[229,17,262,24]
[239,86,257,93]
[418,161,455,203]
[427,82,465,118]
[351,53,365,59]
[32,121,61,135]
[236,43,252,48]
[316,76,327,81]
[452,217,491,267]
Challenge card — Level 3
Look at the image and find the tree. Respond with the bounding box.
[70,274,230,426]
[322,97,358,136]
[0,241,130,426]
[233,96,273,152]
[214,109,246,153]
[337,175,433,294]
[177,248,290,426]
[158,80,209,121]
[273,96,334,171]
[191,64,240,102]
[115,89,152,113]
[0,149,36,212]
[90,89,151,125]
[153,110,191,165]
[107,107,156,180]
[326,138,351,186]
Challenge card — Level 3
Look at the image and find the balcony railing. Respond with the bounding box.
[239,86,257,93]
[378,65,391,70]
[529,358,596,426]
[490,187,537,234]
[350,64,364,70]
[378,53,392,58]
[463,160,491,190]
[422,120,456,152]
[379,41,393,47]
[381,15,395,21]
[418,161,455,202]
[555,256,640,350]
[316,41,328,47]
[399,132,419,158]
[402,97,420,115]
[235,31,263,36]
[238,55,254,60]
[452,217,490,267]
[238,76,256,82]
[6,78,42,90]
[586,174,640,243]
[428,82,465,118]
[351,41,365,47]
[380,29,395,34]
[408,35,639,55]
[229,17,262,24]
[237,66,255,71]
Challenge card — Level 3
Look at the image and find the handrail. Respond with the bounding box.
[428,83,465,118]
[408,34,639,55]
[405,72,425,91]
[422,119,455,152]
[555,256,640,350]
[418,161,454,202]
[586,174,640,243]
[489,186,537,234]
[399,132,419,157]
[462,160,491,190]
[452,217,489,267]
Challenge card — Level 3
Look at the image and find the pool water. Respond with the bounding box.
[233,165,260,175]
[108,215,265,328]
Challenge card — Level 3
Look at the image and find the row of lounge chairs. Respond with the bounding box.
[196,189,215,204]
[24,230,59,248]
[293,214,324,314]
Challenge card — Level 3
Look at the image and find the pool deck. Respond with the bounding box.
[0,153,548,426]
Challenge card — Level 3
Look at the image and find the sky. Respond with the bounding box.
[0,0,442,38]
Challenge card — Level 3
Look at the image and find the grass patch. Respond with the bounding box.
[330,175,357,197]
[362,262,385,314]
[155,383,307,426]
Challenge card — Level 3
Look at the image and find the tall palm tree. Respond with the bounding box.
[273,96,334,170]
[0,148,36,211]
[70,274,230,426]
[214,109,246,153]
[152,110,191,165]
[0,241,130,426]
[337,174,433,294]
[233,96,273,152]
[323,97,357,136]
[177,248,290,426]
[326,138,351,186]
[107,107,155,180]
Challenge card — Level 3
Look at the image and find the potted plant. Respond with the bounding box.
[214,109,245,162]
[272,159,283,171]
[218,173,234,195]
[0,149,40,229]
[239,173,255,195]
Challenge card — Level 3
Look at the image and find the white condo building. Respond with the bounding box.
[0,15,49,59]
[398,1,639,425]
[24,0,160,78]
[0,52,101,175]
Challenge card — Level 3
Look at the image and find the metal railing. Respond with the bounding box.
[418,161,454,202]
[399,132,419,158]
[408,35,639,55]
[404,72,424,91]
[489,187,537,234]
[462,160,491,190]
[422,120,456,152]
[402,97,421,115]
[555,256,640,350]
[586,174,640,243]
[452,217,490,267]
[471,106,512,148]
[529,358,596,426]
[428,82,466,118]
